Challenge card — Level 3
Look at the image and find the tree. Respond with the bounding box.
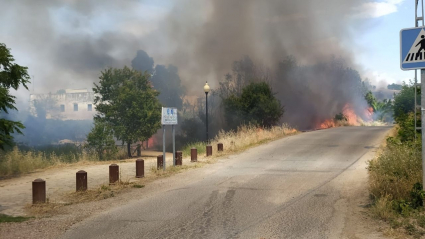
[388,83,403,90]
[0,43,30,149]
[393,83,415,122]
[93,66,162,157]
[223,82,284,129]
[374,99,393,122]
[150,64,185,109]
[131,50,154,75]
[364,91,377,110]
[86,120,117,160]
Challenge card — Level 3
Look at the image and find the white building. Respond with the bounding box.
[29,89,96,120]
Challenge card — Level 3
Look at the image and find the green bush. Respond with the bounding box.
[368,140,422,203]
[223,82,283,129]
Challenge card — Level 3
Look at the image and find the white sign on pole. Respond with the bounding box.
[161,107,178,125]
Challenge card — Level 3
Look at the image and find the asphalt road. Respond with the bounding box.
[61,126,391,239]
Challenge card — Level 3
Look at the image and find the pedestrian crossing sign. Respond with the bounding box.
[400,27,425,70]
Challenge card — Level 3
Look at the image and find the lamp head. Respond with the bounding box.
[204,82,210,93]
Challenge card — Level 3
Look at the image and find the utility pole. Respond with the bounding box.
[415,0,425,192]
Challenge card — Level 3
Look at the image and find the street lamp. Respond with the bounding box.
[204,82,210,143]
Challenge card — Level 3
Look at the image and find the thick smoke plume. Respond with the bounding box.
[2,0,371,130]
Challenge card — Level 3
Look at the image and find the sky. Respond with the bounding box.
[0,0,421,104]
[356,0,416,85]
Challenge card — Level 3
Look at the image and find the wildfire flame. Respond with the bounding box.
[317,103,374,129]
[148,137,155,148]
[342,104,358,125]
[319,119,335,129]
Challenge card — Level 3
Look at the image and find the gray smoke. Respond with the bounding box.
[1,0,372,129]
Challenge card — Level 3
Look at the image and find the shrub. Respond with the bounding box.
[223,82,284,129]
[368,140,422,202]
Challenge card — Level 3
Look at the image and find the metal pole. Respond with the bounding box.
[416,70,418,141]
[172,124,175,166]
[421,70,425,192]
[206,92,209,144]
[163,125,166,171]
[421,0,424,26]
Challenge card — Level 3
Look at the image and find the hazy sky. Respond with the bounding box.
[356,0,415,86]
[0,0,419,104]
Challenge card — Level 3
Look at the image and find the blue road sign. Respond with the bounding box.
[400,27,425,70]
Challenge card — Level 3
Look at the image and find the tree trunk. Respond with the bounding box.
[137,144,141,157]
[127,142,131,158]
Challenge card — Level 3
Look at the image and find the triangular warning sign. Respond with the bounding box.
[403,28,425,63]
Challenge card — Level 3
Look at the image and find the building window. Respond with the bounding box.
[88,104,92,111]
[60,104,65,112]
[74,103,78,111]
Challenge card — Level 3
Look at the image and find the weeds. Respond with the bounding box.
[0,214,32,223]
[0,146,131,177]
[368,140,422,203]
[368,136,425,238]
[182,124,297,158]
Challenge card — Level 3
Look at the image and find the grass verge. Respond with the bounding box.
[368,127,425,238]
[0,214,32,223]
[182,124,297,158]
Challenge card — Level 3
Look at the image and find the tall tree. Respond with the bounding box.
[93,66,162,157]
[223,82,284,129]
[0,43,30,149]
[150,64,185,109]
[131,50,154,75]
[393,83,415,122]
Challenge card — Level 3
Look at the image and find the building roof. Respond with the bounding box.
[65,89,90,93]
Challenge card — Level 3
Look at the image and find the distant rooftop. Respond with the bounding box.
[65,89,90,94]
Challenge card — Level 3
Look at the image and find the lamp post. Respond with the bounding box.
[204,82,210,144]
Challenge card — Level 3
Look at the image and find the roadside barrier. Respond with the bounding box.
[206,145,212,156]
[175,151,182,166]
[136,159,144,178]
[32,178,46,204]
[109,164,119,184]
[218,143,223,152]
[76,170,87,191]
[157,155,164,169]
[191,148,197,162]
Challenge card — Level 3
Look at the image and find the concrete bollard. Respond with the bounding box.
[218,143,223,152]
[206,145,212,157]
[76,170,87,191]
[32,178,46,204]
[136,159,144,178]
[191,148,197,162]
[175,151,182,166]
[157,155,163,170]
[109,164,119,184]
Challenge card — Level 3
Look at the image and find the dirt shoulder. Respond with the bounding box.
[331,126,397,239]
[0,151,173,216]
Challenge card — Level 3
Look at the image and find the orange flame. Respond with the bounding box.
[342,104,359,126]
[147,137,155,148]
[317,103,374,129]
[319,119,335,129]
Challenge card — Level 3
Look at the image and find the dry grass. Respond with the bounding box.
[0,148,100,177]
[0,147,136,178]
[368,125,425,238]
[368,142,421,202]
[370,195,395,221]
[361,120,388,126]
[182,124,297,158]
[25,179,138,217]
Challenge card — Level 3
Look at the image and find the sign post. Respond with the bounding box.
[161,107,178,171]
[400,24,425,192]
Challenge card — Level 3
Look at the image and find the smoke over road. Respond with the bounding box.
[2,0,376,130]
